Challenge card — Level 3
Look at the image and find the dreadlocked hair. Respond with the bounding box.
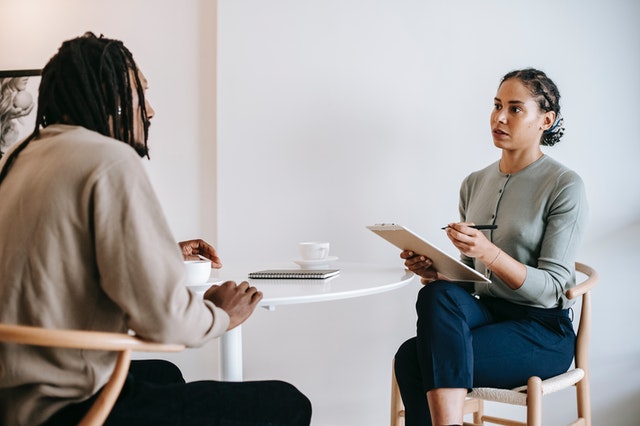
[500,68,564,146]
[0,32,150,186]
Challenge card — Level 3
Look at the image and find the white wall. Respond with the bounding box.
[217,0,640,262]
[2,0,639,425]
[218,1,640,425]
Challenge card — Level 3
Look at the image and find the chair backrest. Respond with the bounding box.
[568,262,598,424]
[569,262,598,372]
[0,324,184,426]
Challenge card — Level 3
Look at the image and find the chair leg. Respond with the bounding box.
[575,373,591,426]
[391,360,405,426]
[78,349,132,426]
[463,397,484,425]
[526,376,543,426]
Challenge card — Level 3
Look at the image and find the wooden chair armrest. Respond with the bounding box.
[566,262,599,300]
[0,323,185,426]
[0,324,185,353]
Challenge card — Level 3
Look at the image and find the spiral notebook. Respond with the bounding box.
[248,269,340,279]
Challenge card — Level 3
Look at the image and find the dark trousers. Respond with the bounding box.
[394,281,575,426]
[44,359,312,426]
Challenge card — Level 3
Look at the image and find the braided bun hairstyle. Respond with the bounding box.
[500,68,564,146]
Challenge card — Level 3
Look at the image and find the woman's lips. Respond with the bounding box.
[493,128,508,138]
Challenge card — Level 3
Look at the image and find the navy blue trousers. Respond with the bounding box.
[394,281,575,426]
[44,359,312,426]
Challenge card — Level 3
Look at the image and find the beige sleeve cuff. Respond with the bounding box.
[204,300,231,338]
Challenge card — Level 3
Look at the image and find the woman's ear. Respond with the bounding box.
[541,111,556,131]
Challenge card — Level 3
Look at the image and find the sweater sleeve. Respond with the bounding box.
[89,149,229,345]
[457,159,588,309]
[515,170,588,308]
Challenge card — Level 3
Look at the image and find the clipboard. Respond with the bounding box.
[367,223,491,284]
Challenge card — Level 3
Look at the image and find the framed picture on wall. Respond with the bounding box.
[0,69,41,158]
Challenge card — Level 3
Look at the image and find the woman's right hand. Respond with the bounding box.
[400,250,439,284]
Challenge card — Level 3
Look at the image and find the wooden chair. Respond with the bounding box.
[390,262,598,426]
[0,324,185,426]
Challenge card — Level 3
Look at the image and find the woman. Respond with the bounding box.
[394,68,587,426]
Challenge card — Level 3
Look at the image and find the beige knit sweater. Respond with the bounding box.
[0,125,229,425]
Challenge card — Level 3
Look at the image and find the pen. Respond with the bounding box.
[441,224,498,230]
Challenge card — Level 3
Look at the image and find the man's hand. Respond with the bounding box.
[179,239,222,268]
[203,281,263,330]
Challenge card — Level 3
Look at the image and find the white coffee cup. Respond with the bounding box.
[184,260,211,285]
[299,241,330,260]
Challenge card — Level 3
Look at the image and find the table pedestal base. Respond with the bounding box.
[220,326,243,381]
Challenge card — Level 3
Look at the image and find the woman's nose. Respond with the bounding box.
[494,109,506,124]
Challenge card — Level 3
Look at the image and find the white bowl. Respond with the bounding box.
[184,260,211,285]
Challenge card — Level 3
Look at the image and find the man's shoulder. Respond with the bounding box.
[37,125,145,182]
[42,125,139,160]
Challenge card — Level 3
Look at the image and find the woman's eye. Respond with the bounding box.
[494,103,502,110]
[510,106,521,113]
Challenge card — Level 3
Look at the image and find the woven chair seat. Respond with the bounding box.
[468,368,585,406]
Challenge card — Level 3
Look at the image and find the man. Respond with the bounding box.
[0,33,311,426]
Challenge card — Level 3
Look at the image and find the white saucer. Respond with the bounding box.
[187,279,224,292]
[292,256,339,269]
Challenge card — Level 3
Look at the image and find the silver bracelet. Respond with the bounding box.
[487,249,502,269]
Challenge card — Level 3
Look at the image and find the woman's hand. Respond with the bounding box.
[400,250,439,284]
[444,222,526,289]
[443,223,496,262]
[179,239,222,269]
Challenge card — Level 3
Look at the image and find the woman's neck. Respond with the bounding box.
[499,148,543,174]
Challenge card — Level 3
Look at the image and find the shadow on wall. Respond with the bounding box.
[579,218,640,426]
[595,390,640,426]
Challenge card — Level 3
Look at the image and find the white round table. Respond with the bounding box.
[191,261,416,381]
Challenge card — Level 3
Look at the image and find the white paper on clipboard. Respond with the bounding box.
[367,223,491,284]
